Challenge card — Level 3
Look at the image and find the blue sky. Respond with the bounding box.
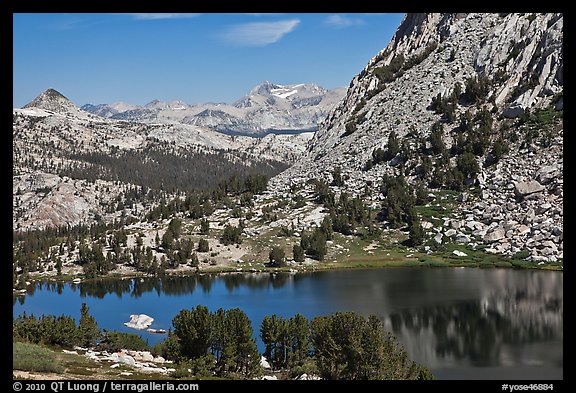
[13,13,405,107]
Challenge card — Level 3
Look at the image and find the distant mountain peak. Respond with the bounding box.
[248,81,281,96]
[144,99,189,110]
[23,88,78,113]
[78,81,346,135]
[42,88,68,100]
[246,81,329,100]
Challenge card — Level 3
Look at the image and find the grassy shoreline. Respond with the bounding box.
[18,241,562,290]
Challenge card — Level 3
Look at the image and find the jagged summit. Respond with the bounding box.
[144,99,189,111]
[248,81,278,96]
[369,13,563,117]
[246,81,329,101]
[23,88,79,113]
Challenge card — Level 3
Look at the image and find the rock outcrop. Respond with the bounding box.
[78,348,175,375]
[514,180,545,198]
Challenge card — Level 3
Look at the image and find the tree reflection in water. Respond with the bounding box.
[385,287,562,367]
[15,272,300,303]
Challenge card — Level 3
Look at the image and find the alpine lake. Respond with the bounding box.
[13,267,562,380]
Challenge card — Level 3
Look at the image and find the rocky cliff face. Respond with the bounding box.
[271,13,563,263]
[300,13,562,161]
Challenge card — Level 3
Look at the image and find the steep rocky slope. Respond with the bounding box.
[271,13,563,263]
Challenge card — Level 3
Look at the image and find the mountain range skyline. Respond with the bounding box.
[21,80,346,136]
[20,80,339,108]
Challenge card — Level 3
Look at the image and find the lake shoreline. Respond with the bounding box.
[16,253,562,291]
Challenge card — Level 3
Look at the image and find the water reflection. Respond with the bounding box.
[13,268,562,379]
[384,271,563,369]
[14,272,302,304]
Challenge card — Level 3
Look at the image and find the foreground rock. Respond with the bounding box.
[514,181,545,198]
[483,228,506,243]
[296,373,322,380]
[77,348,175,375]
[260,356,271,369]
[261,375,278,380]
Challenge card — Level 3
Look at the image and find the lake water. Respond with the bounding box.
[13,267,563,380]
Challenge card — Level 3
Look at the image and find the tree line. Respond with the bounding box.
[13,304,433,380]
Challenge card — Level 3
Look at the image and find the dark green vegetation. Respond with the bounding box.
[221,224,243,246]
[268,246,286,267]
[292,244,305,263]
[298,179,376,260]
[166,305,261,378]
[13,303,103,348]
[14,304,432,380]
[99,331,150,352]
[303,173,427,254]
[13,221,122,286]
[372,42,439,87]
[261,312,432,380]
[13,302,147,354]
[311,312,433,380]
[260,314,311,372]
[379,174,424,244]
[344,42,440,137]
[369,42,439,98]
[518,105,563,147]
[337,66,562,260]
[425,71,563,173]
[61,142,286,194]
[197,238,209,253]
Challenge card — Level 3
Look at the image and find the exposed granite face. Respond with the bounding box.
[270,13,563,262]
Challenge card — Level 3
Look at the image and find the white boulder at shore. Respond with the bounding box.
[260,356,271,369]
[124,314,154,330]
